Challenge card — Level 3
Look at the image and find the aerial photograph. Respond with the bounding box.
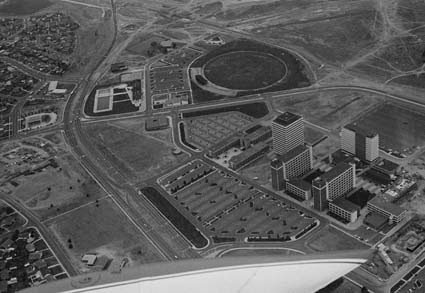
[0,0,424,292]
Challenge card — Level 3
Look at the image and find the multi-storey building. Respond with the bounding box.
[272,112,304,155]
[312,162,356,211]
[340,124,379,162]
[280,144,313,181]
[329,197,360,223]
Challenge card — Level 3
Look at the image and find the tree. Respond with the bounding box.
[68,243,73,249]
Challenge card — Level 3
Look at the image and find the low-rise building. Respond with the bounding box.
[229,143,269,170]
[367,196,407,224]
[329,197,360,223]
[207,134,241,158]
[285,179,311,201]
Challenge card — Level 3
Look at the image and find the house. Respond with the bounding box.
[82,254,97,266]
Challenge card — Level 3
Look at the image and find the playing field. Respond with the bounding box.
[203,51,286,90]
[48,197,163,272]
[350,103,425,154]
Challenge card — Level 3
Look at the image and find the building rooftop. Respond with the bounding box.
[270,158,283,169]
[288,178,311,191]
[330,197,360,212]
[368,196,406,216]
[273,112,302,127]
[373,158,400,173]
[317,163,353,183]
[278,144,308,163]
[344,123,378,138]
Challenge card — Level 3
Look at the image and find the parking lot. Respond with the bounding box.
[173,170,317,242]
[149,65,189,95]
[184,112,254,149]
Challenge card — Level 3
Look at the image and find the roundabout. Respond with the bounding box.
[203,51,287,91]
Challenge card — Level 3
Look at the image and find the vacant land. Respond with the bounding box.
[48,197,163,272]
[307,225,368,252]
[13,154,106,222]
[239,156,270,185]
[83,118,188,183]
[351,103,425,154]
[0,0,52,15]
[272,90,385,130]
[251,8,380,65]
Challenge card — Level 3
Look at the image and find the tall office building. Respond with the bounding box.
[312,162,356,211]
[341,124,379,162]
[272,112,304,155]
[271,159,284,191]
[280,144,313,181]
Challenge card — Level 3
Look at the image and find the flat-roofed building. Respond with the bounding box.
[280,144,313,181]
[329,197,360,223]
[312,163,356,211]
[229,143,269,170]
[207,134,242,158]
[340,124,379,162]
[367,196,407,224]
[286,179,311,201]
[272,112,304,155]
[241,126,272,149]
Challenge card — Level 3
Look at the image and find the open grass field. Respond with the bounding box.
[271,90,385,131]
[351,103,425,154]
[203,51,286,90]
[307,225,368,252]
[12,154,106,222]
[83,118,188,183]
[48,197,163,272]
[251,8,380,65]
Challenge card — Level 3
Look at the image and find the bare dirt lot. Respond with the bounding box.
[307,225,368,252]
[83,118,189,183]
[13,153,106,222]
[271,90,385,131]
[48,197,163,273]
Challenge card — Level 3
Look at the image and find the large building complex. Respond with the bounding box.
[270,144,313,192]
[312,163,356,211]
[340,124,379,162]
[272,112,304,155]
